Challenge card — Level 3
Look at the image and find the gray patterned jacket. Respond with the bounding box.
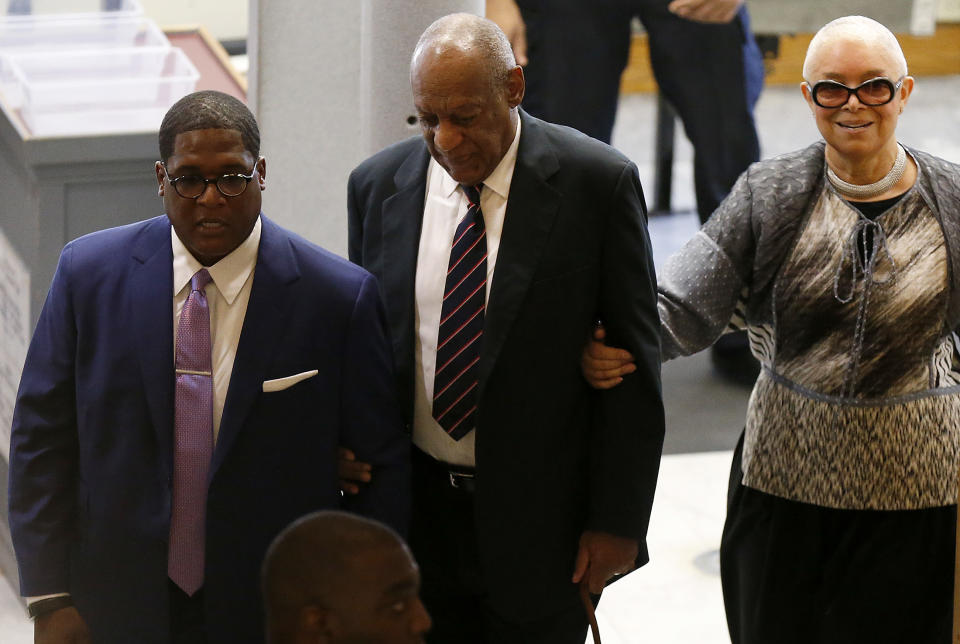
[658,140,960,361]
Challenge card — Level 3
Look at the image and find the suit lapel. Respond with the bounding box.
[129,217,175,479]
[478,113,561,395]
[380,145,430,373]
[210,216,298,478]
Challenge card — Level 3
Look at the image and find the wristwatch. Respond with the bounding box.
[27,596,74,620]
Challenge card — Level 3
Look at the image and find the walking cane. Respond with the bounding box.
[579,578,601,644]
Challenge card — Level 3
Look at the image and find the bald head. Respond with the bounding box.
[263,511,401,606]
[803,16,907,81]
[409,13,524,187]
[263,512,428,643]
[411,13,516,90]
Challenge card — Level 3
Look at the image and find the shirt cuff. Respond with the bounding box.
[25,592,70,605]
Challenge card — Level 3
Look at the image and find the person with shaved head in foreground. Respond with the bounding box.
[262,512,431,644]
[348,12,664,644]
[583,15,960,643]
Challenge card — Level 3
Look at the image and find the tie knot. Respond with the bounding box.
[461,184,482,207]
[191,268,212,293]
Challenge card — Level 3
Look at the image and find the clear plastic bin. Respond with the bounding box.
[10,46,199,136]
[0,16,169,107]
[2,0,142,22]
[0,15,165,51]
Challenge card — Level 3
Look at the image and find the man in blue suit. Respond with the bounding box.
[8,90,409,644]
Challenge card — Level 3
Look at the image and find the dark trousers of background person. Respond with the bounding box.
[517,0,764,379]
[409,448,590,644]
[720,432,955,644]
[516,0,763,226]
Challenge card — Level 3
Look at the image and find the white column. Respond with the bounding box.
[248,0,483,256]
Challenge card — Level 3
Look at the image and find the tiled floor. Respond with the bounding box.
[1,74,957,643]
[590,451,733,643]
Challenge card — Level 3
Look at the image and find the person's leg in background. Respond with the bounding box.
[516,0,763,383]
[516,0,634,143]
[639,1,762,224]
[641,1,764,383]
[517,0,763,217]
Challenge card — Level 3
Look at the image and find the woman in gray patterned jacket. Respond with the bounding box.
[584,15,960,644]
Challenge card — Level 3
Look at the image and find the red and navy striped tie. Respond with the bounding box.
[433,183,486,440]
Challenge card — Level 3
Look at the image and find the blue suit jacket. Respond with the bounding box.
[8,214,409,643]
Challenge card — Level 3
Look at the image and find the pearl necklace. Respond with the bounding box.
[826,144,907,200]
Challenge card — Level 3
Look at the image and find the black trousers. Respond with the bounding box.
[408,448,589,644]
[169,581,207,644]
[517,0,763,224]
[720,433,955,644]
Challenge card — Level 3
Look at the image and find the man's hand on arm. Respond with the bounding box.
[338,447,372,495]
[35,607,91,644]
[486,0,528,65]
[667,0,743,24]
[581,325,636,389]
[571,531,640,594]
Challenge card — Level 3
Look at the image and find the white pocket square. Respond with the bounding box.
[262,370,319,393]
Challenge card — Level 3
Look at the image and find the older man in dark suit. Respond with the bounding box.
[347,14,664,643]
[9,91,409,644]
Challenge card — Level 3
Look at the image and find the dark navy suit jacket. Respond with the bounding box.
[8,214,409,643]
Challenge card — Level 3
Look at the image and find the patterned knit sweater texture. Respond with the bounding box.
[658,141,960,510]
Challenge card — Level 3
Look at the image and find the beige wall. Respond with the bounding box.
[941,0,960,21]
[139,0,248,41]
[140,0,959,44]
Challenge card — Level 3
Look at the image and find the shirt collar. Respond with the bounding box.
[437,115,522,200]
[172,215,261,304]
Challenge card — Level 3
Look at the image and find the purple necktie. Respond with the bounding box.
[168,268,214,596]
[433,184,486,440]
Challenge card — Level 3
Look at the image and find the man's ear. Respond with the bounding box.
[298,605,334,643]
[257,156,267,191]
[155,161,166,196]
[505,65,525,108]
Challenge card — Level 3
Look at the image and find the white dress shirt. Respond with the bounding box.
[172,216,261,442]
[412,118,521,467]
[27,216,262,604]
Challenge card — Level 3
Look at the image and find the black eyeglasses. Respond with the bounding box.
[807,77,904,109]
[161,160,261,199]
